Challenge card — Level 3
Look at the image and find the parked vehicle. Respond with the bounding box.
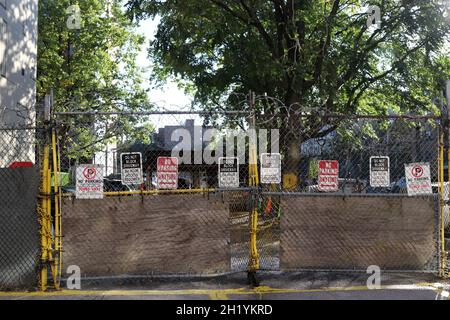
[389,177,407,193]
[103,179,132,192]
[306,178,367,194]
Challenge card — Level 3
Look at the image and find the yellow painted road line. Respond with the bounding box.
[209,292,230,300]
[0,283,444,299]
[0,288,247,298]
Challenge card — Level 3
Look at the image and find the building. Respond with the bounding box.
[0,0,39,291]
[94,143,118,177]
[139,119,212,189]
[153,119,207,152]
[92,120,118,177]
[0,0,38,167]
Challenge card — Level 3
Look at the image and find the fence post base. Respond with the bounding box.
[247,271,260,287]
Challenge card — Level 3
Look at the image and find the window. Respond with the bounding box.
[0,18,6,77]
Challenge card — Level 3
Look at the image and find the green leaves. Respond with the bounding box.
[127,0,449,126]
[38,0,152,159]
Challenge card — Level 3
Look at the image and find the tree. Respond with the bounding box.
[126,0,450,175]
[38,0,152,160]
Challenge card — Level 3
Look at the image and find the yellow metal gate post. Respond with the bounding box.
[38,143,50,291]
[38,125,61,291]
[448,144,450,278]
[247,92,260,286]
[51,129,62,289]
[248,141,260,273]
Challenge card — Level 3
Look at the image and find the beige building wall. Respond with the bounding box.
[0,0,38,167]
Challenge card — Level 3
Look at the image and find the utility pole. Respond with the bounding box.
[443,80,450,136]
[444,81,450,163]
[438,82,449,158]
[44,89,53,122]
[446,81,450,109]
[439,80,450,278]
[446,80,450,123]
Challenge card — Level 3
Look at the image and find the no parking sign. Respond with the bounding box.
[76,165,104,199]
[405,162,432,196]
[318,160,339,192]
[157,157,178,189]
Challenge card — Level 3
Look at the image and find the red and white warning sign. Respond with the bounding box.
[76,164,104,199]
[318,160,339,192]
[157,157,178,190]
[405,162,432,196]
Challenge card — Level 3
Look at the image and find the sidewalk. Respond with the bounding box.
[1,272,448,300]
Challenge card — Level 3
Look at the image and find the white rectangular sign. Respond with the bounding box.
[260,153,281,184]
[121,152,143,185]
[405,162,432,196]
[218,157,239,188]
[76,165,104,199]
[370,156,390,188]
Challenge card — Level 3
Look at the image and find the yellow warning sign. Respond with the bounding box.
[283,173,298,190]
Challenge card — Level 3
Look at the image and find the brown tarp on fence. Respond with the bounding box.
[281,195,438,271]
[62,193,230,277]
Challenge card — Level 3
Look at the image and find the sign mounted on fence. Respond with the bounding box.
[260,153,281,184]
[76,165,104,199]
[283,173,298,190]
[405,162,432,196]
[157,157,178,190]
[318,160,339,192]
[218,157,239,188]
[370,156,390,187]
[121,152,143,185]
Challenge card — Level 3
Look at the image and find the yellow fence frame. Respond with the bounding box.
[248,134,260,274]
[38,128,62,291]
[45,118,447,291]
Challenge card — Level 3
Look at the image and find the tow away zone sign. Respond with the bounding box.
[157,157,178,189]
[405,162,432,196]
[76,165,104,199]
[318,160,339,192]
[218,157,239,188]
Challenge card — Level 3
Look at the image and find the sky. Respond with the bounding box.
[133,4,450,129]
[135,18,203,129]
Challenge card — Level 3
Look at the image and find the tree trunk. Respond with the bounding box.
[281,110,302,190]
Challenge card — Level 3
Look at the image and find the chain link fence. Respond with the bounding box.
[285,116,439,194]
[0,125,41,291]
[0,108,447,291]
[59,115,252,281]
[53,111,446,284]
[258,115,443,273]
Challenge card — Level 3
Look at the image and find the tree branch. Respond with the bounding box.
[237,0,278,60]
[346,41,427,111]
[313,0,341,83]
[209,0,278,60]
